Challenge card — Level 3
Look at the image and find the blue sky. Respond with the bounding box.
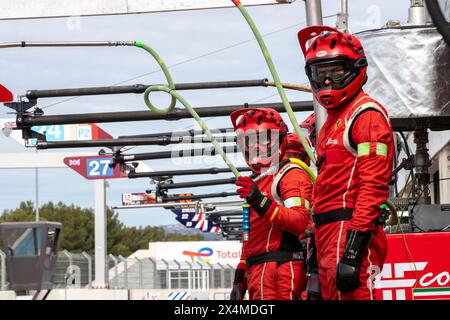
[0,1,410,226]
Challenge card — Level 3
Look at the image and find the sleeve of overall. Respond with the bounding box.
[350,110,394,232]
[233,245,247,284]
[265,168,313,235]
[238,244,247,270]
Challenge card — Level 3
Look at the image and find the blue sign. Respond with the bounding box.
[86,158,114,177]
[32,125,64,141]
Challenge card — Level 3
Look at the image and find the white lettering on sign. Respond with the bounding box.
[217,250,240,259]
[374,262,427,300]
[88,159,111,176]
[69,159,81,166]
[420,271,450,287]
[77,125,92,140]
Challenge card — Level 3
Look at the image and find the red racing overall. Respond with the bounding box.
[313,90,394,300]
[237,161,313,300]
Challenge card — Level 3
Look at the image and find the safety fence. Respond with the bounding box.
[0,249,235,291]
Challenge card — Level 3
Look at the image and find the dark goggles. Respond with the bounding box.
[236,129,284,160]
[305,57,367,90]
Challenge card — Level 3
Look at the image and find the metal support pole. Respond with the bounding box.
[218,263,225,288]
[129,166,250,179]
[196,262,206,291]
[112,199,244,210]
[94,179,108,288]
[25,79,270,99]
[218,221,243,227]
[62,249,73,266]
[163,192,239,202]
[119,127,232,140]
[304,0,327,137]
[161,259,170,290]
[114,145,238,164]
[15,101,314,127]
[206,262,214,290]
[35,159,39,221]
[409,0,428,25]
[226,264,234,288]
[135,257,144,289]
[147,258,157,289]
[0,250,6,291]
[186,261,193,290]
[413,128,431,204]
[173,260,181,289]
[118,255,128,289]
[336,0,349,32]
[207,210,243,217]
[81,251,92,289]
[108,254,119,288]
[36,135,235,150]
[159,177,236,190]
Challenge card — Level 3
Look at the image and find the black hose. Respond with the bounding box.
[399,131,412,158]
[425,0,450,46]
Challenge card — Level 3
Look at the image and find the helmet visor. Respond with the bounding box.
[236,129,283,164]
[306,57,365,90]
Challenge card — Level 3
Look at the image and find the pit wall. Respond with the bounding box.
[0,288,231,300]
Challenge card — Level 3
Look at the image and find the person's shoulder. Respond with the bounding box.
[280,164,311,184]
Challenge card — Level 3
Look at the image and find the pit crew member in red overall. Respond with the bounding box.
[297,26,394,300]
[229,108,312,300]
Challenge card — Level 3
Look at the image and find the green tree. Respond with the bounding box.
[0,201,203,256]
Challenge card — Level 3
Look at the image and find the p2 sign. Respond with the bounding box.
[64,155,127,180]
[31,123,112,142]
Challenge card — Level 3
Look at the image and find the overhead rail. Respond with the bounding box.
[158,177,237,190]
[118,127,233,139]
[24,79,311,100]
[35,135,236,149]
[111,145,239,164]
[128,166,251,179]
[12,101,314,127]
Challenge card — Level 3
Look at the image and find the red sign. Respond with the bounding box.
[81,123,113,140]
[375,232,450,300]
[64,155,127,180]
[0,84,13,103]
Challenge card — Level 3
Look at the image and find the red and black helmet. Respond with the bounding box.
[231,108,288,172]
[298,26,368,109]
[284,133,311,166]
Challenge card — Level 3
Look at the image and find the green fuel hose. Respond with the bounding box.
[231,0,317,165]
[135,41,240,177]
[135,41,250,239]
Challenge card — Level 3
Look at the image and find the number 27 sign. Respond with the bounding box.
[64,155,127,180]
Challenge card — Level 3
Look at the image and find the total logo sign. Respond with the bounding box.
[182,247,214,263]
[182,246,241,264]
[374,232,450,300]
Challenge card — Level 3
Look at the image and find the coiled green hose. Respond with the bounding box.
[135,41,240,178]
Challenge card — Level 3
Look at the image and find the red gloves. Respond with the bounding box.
[236,176,275,217]
[235,176,260,201]
[236,176,259,198]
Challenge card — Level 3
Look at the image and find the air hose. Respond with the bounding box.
[231,0,317,165]
[288,158,316,183]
